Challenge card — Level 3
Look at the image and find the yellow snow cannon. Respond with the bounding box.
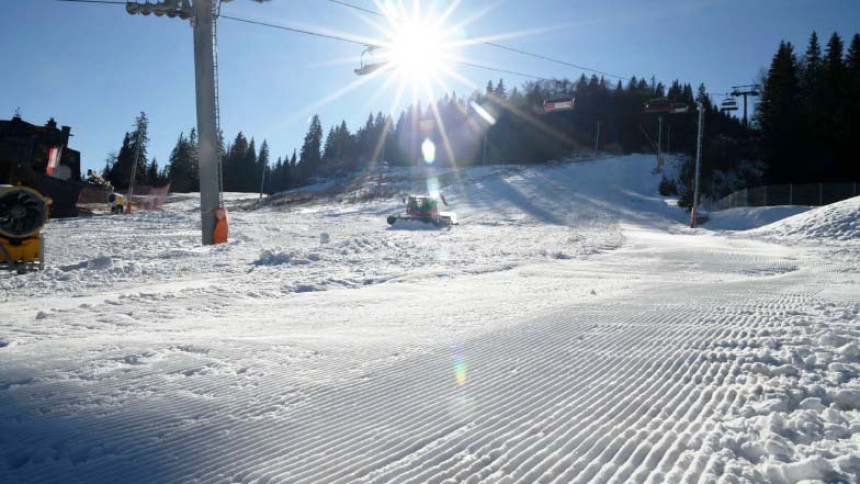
[108,192,125,214]
[0,185,51,274]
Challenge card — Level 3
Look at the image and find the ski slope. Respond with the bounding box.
[1,156,858,483]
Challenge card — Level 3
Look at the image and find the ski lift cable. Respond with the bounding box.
[321,0,632,81]
[49,0,554,81]
[50,0,694,88]
[219,14,377,45]
[456,61,552,82]
[325,0,380,16]
[219,14,552,80]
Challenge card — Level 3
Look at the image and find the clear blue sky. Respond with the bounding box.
[2,0,858,175]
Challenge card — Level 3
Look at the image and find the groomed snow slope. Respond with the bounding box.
[1,155,858,483]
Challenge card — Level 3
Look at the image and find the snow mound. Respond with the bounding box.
[255,248,321,266]
[705,205,812,231]
[747,196,860,242]
[86,256,115,270]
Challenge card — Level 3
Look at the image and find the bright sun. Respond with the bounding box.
[387,19,446,77]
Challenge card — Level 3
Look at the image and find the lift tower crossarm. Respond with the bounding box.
[729,84,761,126]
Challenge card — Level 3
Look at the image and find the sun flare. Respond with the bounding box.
[387,19,447,78]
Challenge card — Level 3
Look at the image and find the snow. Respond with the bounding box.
[704,205,813,231]
[1,155,858,483]
[747,195,860,243]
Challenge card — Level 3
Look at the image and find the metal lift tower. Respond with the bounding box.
[125,1,273,245]
[729,84,761,126]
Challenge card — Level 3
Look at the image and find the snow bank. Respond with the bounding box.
[705,205,812,231]
[747,196,860,242]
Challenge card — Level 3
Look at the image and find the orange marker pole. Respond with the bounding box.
[213,206,228,244]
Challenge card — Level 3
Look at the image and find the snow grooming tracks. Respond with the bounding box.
[6,265,856,483]
[2,156,859,482]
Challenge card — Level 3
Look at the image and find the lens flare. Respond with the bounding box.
[470,101,497,125]
[426,177,440,197]
[421,138,436,164]
[389,19,445,78]
[454,360,467,386]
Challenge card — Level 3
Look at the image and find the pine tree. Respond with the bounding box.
[757,41,802,182]
[696,83,712,111]
[223,132,249,191]
[797,32,825,174]
[257,140,270,193]
[271,156,284,193]
[188,128,199,192]
[820,32,846,179]
[322,127,336,165]
[242,138,257,192]
[106,112,150,190]
[494,78,506,99]
[845,34,860,180]
[802,32,823,91]
[102,152,117,180]
[146,157,161,186]
[167,132,197,192]
[298,115,323,182]
[128,112,150,186]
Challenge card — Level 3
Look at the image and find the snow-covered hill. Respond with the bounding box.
[747,195,860,242]
[703,206,813,231]
[1,155,858,483]
[0,156,676,300]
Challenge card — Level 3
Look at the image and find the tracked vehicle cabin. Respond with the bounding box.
[0,115,82,217]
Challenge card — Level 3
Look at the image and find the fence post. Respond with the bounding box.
[789,184,793,205]
[819,183,823,205]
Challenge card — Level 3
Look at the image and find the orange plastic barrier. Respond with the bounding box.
[214,206,228,244]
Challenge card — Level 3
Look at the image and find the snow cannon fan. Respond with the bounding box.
[107,192,125,215]
[0,185,51,274]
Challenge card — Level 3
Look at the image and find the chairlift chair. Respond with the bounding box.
[645,98,672,114]
[354,46,387,76]
[542,97,575,114]
[669,103,689,114]
[720,97,738,112]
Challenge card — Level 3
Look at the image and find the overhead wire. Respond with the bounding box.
[322,0,632,81]
[51,0,634,84]
[51,0,553,80]
[218,14,552,80]
[219,14,374,46]
[325,0,381,16]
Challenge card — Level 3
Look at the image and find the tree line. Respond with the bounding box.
[757,31,860,184]
[102,73,759,205]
